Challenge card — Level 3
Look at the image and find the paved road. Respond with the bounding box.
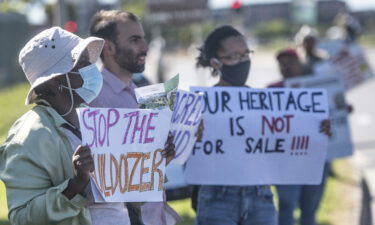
[347,48,375,159]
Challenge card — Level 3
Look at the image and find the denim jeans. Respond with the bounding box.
[196,185,277,225]
[276,162,330,225]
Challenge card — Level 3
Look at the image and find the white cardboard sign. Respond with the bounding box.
[285,74,353,160]
[170,90,204,164]
[318,40,374,90]
[184,87,329,185]
[77,108,172,202]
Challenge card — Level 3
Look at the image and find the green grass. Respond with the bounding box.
[0,83,31,143]
[316,159,358,225]
[0,83,31,225]
[0,181,8,225]
[0,83,357,225]
[169,198,196,225]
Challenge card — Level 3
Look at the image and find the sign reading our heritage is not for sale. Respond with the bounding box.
[185,87,329,186]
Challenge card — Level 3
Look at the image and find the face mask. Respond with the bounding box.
[62,64,103,104]
[220,60,251,86]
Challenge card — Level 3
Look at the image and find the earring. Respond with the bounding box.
[58,86,62,93]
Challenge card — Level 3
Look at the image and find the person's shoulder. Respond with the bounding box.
[4,106,60,147]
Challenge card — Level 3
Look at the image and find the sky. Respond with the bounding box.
[209,0,375,11]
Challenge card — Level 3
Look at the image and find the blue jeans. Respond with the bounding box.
[196,185,277,225]
[276,163,330,225]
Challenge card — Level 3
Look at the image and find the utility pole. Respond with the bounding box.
[53,0,67,27]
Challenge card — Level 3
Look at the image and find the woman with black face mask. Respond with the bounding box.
[193,25,277,225]
[197,26,252,87]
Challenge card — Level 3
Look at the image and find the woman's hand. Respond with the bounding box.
[62,145,94,199]
[72,145,94,181]
[195,120,205,142]
[320,119,332,137]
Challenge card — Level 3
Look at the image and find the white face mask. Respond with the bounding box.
[61,64,103,104]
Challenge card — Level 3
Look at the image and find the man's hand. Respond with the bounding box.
[162,133,176,166]
[195,120,204,142]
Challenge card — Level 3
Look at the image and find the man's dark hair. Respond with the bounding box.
[89,10,139,58]
[196,25,242,75]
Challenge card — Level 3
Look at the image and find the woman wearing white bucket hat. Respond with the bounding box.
[0,27,105,225]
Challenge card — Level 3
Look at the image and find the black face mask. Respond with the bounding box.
[220,60,251,86]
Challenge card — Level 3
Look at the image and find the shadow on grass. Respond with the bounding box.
[176,213,195,225]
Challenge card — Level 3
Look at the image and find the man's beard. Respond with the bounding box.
[115,45,146,73]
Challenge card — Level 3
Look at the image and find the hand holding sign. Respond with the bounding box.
[285,75,353,160]
[77,108,172,202]
[163,133,176,165]
[62,145,94,200]
[320,119,332,137]
[72,145,95,181]
[195,120,204,142]
[185,87,329,185]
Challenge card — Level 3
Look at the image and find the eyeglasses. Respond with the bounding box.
[218,50,254,64]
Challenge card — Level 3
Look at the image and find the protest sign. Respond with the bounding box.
[170,90,204,164]
[134,77,203,195]
[185,87,329,185]
[285,74,353,160]
[77,107,172,202]
[318,40,374,90]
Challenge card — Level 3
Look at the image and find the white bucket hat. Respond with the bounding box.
[19,26,104,104]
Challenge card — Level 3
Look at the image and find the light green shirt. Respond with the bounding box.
[0,104,92,225]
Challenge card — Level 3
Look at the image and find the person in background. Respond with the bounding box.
[269,48,331,225]
[294,26,329,74]
[269,48,309,88]
[0,27,104,225]
[326,12,362,44]
[335,12,362,44]
[194,25,278,225]
[89,10,180,225]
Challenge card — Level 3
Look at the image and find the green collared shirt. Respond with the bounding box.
[0,103,91,225]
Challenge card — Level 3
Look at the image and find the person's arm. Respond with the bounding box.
[2,143,90,225]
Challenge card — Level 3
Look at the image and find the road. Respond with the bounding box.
[346,48,375,164]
